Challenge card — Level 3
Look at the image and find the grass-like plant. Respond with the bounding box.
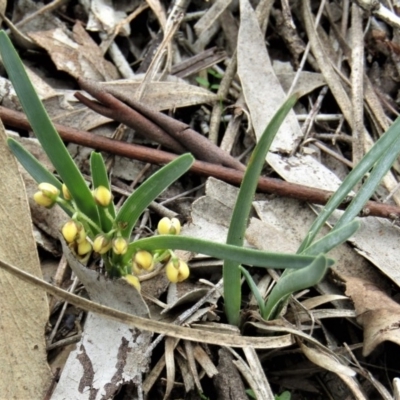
[4,25,395,329]
[228,89,400,323]
[0,31,330,303]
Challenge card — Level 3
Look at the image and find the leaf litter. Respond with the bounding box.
[1,0,400,399]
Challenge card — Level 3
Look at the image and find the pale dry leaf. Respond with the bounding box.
[85,0,131,35]
[277,71,326,97]
[193,344,218,378]
[29,23,119,81]
[326,209,400,288]
[145,0,167,30]
[100,76,218,110]
[267,153,344,192]
[0,121,51,398]
[194,0,232,37]
[232,348,274,400]
[52,241,152,399]
[164,337,177,400]
[237,0,302,153]
[339,274,400,356]
[165,281,210,312]
[43,93,112,132]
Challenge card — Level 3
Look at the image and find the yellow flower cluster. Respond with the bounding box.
[62,220,92,256]
[33,183,60,208]
[35,183,191,291]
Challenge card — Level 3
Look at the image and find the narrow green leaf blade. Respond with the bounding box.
[334,134,400,231]
[223,93,299,325]
[116,154,194,238]
[0,31,99,224]
[7,138,72,216]
[263,255,329,320]
[90,152,115,232]
[304,221,360,256]
[240,266,266,315]
[122,235,333,269]
[299,115,400,252]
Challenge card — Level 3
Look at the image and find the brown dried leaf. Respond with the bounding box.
[100,76,218,110]
[0,121,51,397]
[340,274,400,356]
[29,23,119,81]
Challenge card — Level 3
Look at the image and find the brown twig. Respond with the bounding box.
[1,105,400,220]
[74,87,186,154]
[77,79,246,171]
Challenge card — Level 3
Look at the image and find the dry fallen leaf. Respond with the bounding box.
[339,274,400,356]
[29,23,119,81]
[237,0,302,153]
[100,76,218,110]
[52,241,152,399]
[0,121,51,398]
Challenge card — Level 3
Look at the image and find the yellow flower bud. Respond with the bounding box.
[165,259,190,283]
[38,183,60,199]
[77,239,92,256]
[93,186,112,207]
[93,235,112,254]
[157,217,181,235]
[62,184,72,200]
[62,220,81,243]
[112,237,128,255]
[33,183,60,208]
[123,274,141,291]
[33,191,54,208]
[133,250,154,272]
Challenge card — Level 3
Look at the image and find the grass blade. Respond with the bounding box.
[223,93,299,325]
[116,154,194,238]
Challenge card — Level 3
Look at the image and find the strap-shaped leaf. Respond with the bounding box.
[304,221,360,256]
[122,235,334,269]
[0,31,99,225]
[223,93,299,325]
[240,266,266,316]
[7,138,72,216]
[116,153,194,238]
[262,255,328,320]
[90,152,115,232]
[299,114,400,252]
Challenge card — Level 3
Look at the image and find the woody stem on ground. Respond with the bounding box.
[1,105,400,221]
[76,79,246,171]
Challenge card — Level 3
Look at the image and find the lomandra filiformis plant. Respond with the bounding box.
[0,30,343,325]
